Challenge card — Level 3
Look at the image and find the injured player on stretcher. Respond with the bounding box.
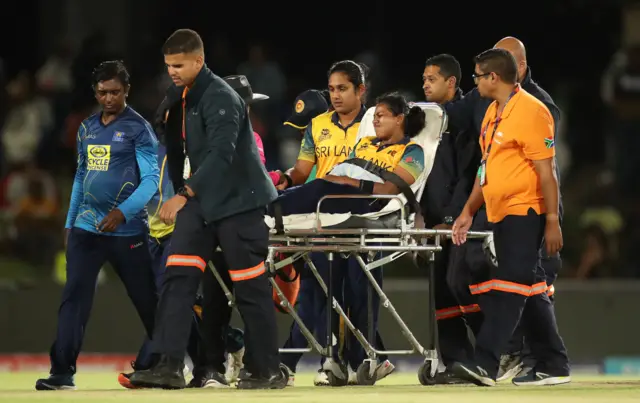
[268,92,426,217]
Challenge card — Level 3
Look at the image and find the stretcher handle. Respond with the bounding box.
[315,194,406,229]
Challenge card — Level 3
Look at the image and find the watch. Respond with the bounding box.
[177,186,191,200]
[443,216,454,225]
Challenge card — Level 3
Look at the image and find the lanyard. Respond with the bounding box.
[481,86,519,160]
[181,87,189,141]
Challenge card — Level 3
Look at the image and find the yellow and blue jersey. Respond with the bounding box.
[298,107,365,179]
[65,106,160,236]
[147,144,175,240]
[351,136,425,181]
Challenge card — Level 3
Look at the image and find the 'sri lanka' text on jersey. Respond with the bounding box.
[65,106,160,236]
[297,107,365,178]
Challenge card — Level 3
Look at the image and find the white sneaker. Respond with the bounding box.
[375,360,396,381]
[348,369,358,385]
[183,354,194,379]
[314,370,329,386]
[224,347,244,384]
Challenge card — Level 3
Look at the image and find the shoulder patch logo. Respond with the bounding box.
[112,131,125,142]
[544,137,555,149]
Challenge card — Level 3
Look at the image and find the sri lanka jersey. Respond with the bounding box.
[65,106,160,236]
[147,144,175,239]
[298,106,365,179]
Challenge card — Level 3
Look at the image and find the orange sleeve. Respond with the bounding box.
[519,105,555,161]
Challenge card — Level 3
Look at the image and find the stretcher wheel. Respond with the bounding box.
[279,363,290,380]
[325,363,349,387]
[418,361,437,386]
[356,361,378,386]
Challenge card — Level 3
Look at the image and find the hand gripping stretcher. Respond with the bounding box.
[209,102,493,386]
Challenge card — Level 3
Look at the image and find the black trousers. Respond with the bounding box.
[50,228,157,375]
[506,252,561,363]
[151,200,279,378]
[432,242,477,368]
[470,209,569,379]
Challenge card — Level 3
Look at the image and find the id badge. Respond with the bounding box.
[478,160,487,186]
[183,156,191,180]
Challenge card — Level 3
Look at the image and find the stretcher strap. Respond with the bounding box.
[166,254,206,272]
[342,158,421,215]
[469,280,548,297]
[435,304,481,320]
[230,261,266,282]
[272,201,284,234]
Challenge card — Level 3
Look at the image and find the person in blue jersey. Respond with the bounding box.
[35,60,161,391]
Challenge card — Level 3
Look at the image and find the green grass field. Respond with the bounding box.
[1,373,640,403]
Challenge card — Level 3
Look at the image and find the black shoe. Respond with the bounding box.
[187,368,229,388]
[236,368,287,390]
[451,362,496,387]
[129,356,186,389]
[434,370,468,385]
[35,374,76,391]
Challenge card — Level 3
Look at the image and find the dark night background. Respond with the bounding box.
[0,0,638,282]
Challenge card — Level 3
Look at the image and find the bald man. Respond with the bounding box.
[443,36,566,383]
[492,36,565,383]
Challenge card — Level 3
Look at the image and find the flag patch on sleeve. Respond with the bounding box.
[544,137,555,149]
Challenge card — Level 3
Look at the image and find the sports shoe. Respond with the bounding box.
[348,369,357,385]
[236,368,287,390]
[280,364,295,387]
[497,353,523,382]
[433,370,468,385]
[314,369,329,386]
[187,369,229,388]
[451,362,496,387]
[512,369,570,386]
[225,347,245,384]
[375,360,396,381]
[129,356,186,389]
[118,361,146,389]
[35,374,76,391]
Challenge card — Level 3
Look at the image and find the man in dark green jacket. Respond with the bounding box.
[129,28,283,390]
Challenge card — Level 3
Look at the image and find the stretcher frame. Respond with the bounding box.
[208,102,493,386]
[267,194,490,386]
[209,194,491,387]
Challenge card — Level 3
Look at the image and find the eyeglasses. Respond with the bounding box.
[472,72,492,84]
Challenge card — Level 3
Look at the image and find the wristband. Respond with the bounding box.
[284,173,293,188]
[177,187,192,200]
[359,180,375,194]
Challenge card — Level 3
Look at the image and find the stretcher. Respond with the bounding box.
[210,102,493,386]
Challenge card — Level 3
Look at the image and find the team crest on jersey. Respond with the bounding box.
[112,131,125,142]
[318,128,332,143]
[387,149,398,157]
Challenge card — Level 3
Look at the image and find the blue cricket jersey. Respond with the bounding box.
[146,144,176,240]
[65,106,160,236]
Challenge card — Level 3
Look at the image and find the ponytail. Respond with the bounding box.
[405,106,426,138]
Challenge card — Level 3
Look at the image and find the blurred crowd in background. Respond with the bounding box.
[0,8,639,284]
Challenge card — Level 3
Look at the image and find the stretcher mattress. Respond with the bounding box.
[265,102,448,232]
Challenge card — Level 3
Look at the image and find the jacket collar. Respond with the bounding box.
[521,66,533,87]
[166,64,213,102]
[450,88,463,103]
